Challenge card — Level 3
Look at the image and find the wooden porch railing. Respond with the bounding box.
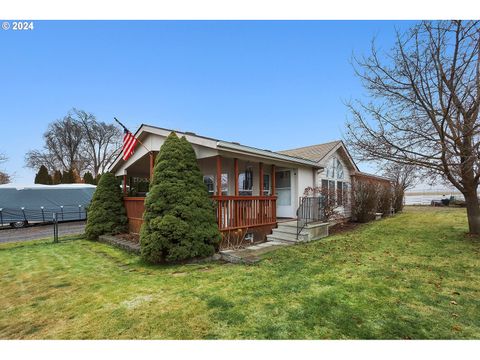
[123,197,146,233]
[211,195,277,231]
[123,195,277,233]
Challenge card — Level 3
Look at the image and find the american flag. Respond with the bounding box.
[122,128,138,161]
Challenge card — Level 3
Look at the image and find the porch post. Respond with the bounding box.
[271,165,276,196]
[216,155,222,196]
[149,152,155,181]
[234,158,239,196]
[259,162,264,196]
[123,170,127,195]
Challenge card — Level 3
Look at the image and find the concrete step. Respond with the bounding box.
[274,225,308,236]
[270,229,309,242]
[266,234,306,244]
[276,220,298,229]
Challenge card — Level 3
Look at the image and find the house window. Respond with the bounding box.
[221,173,228,195]
[130,177,149,196]
[326,157,344,180]
[337,181,344,206]
[203,175,215,195]
[204,174,228,195]
[336,181,350,206]
[239,168,253,196]
[336,159,344,179]
[321,179,329,193]
[326,158,335,178]
[322,179,336,203]
[343,182,349,205]
[263,174,270,195]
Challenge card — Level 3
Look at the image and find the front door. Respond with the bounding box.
[275,170,295,218]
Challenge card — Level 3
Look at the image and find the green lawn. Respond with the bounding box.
[1,207,479,339]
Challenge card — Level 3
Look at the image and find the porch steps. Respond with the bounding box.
[266,220,329,244]
[266,221,309,244]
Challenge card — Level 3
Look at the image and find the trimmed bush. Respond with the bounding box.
[393,185,405,213]
[352,178,393,222]
[377,184,393,216]
[140,132,221,264]
[85,172,127,240]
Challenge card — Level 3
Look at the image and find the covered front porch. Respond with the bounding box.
[109,126,322,242]
[121,152,284,236]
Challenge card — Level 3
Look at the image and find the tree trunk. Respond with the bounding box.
[464,189,480,235]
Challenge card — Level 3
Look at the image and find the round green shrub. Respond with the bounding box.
[85,172,128,240]
[140,132,221,264]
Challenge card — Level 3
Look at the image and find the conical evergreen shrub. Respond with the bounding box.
[62,169,75,184]
[140,133,221,264]
[34,165,52,185]
[85,172,127,240]
[52,170,62,184]
[83,171,95,185]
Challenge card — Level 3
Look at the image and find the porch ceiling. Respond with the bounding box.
[124,153,150,178]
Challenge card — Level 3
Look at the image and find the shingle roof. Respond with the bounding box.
[278,140,342,163]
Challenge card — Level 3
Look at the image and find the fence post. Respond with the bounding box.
[78,205,82,220]
[41,206,45,222]
[60,206,64,221]
[53,213,58,243]
[21,207,27,223]
[0,208,3,227]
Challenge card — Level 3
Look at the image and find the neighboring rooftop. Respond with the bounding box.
[278,140,342,163]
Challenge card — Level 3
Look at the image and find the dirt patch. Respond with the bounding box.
[329,221,361,236]
[117,233,140,244]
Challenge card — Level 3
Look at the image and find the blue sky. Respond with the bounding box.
[0,20,415,183]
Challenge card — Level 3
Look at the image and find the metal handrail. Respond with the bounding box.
[296,196,325,239]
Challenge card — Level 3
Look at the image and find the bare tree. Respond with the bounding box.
[0,152,10,184]
[25,109,122,177]
[381,163,419,212]
[73,109,122,177]
[344,21,480,234]
[26,115,86,173]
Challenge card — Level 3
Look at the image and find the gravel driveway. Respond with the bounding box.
[0,221,86,244]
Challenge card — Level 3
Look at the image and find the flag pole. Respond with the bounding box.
[114,117,151,153]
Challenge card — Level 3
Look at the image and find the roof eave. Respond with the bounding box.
[217,141,322,168]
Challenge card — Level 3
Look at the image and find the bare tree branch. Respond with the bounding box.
[344,20,480,234]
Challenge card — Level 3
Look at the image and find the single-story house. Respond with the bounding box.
[109,124,390,242]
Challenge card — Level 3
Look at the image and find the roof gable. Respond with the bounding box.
[279,140,359,172]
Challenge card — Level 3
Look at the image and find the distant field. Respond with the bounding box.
[405,191,464,205]
[1,207,479,339]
